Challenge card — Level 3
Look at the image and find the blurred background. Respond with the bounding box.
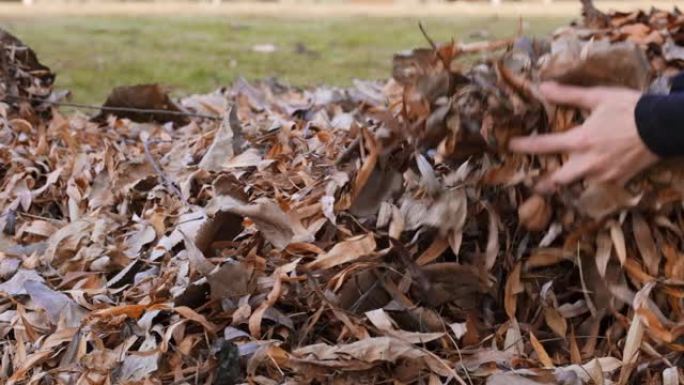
[0,0,670,103]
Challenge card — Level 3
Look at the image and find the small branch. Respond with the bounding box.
[419,22,438,51]
[143,138,183,199]
[2,94,222,121]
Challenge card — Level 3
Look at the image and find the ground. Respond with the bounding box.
[0,1,669,103]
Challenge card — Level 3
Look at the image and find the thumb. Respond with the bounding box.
[539,82,606,110]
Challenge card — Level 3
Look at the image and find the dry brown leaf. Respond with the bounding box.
[23,280,85,328]
[415,262,490,308]
[576,183,640,220]
[90,304,158,320]
[620,312,644,382]
[415,236,449,266]
[207,262,254,300]
[291,337,454,378]
[349,127,379,205]
[632,213,661,276]
[198,106,240,171]
[530,331,554,368]
[559,357,622,383]
[609,220,627,266]
[174,306,218,336]
[543,307,567,338]
[540,41,651,90]
[305,233,376,270]
[518,195,551,232]
[485,373,550,385]
[180,229,215,276]
[249,259,299,338]
[212,197,312,250]
[505,262,523,319]
[483,201,501,271]
[569,327,582,364]
[365,308,444,344]
[595,231,613,278]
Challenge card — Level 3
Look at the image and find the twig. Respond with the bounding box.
[143,137,183,199]
[418,22,438,51]
[348,270,386,313]
[419,22,451,67]
[441,320,475,385]
[164,362,216,385]
[17,211,65,225]
[2,94,222,121]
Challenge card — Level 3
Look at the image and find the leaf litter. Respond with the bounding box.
[2,1,684,384]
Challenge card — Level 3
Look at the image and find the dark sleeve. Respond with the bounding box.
[635,75,684,158]
[670,72,684,93]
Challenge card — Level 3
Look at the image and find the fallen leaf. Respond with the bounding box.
[199,106,241,171]
[530,332,554,368]
[292,337,454,377]
[632,213,660,276]
[505,262,523,319]
[23,280,85,327]
[306,233,376,270]
[0,269,44,295]
[595,231,612,278]
[518,195,551,232]
[208,262,254,301]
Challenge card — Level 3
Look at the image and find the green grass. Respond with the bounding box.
[0,15,567,103]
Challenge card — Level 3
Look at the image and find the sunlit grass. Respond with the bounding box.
[0,15,567,103]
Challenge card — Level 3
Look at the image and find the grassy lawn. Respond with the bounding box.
[0,14,568,103]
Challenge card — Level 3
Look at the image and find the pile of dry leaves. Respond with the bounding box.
[1,1,684,384]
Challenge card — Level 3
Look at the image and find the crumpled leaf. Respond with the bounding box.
[413,262,490,308]
[540,40,651,90]
[0,269,44,295]
[518,194,551,232]
[124,224,156,258]
[576,183,640,220]
[557,357,622,383]
[210,196,312,250]
[42,219,92,262]
[208,262,254,300]
[199,106,242,171]
[305,233,376,270]
[365,308,444,344]
[291,337,453,377]
[181,229,216,276]
[23,280,85,327]
[114,335,160,382]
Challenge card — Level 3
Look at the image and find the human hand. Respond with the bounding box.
[509,82,659,193]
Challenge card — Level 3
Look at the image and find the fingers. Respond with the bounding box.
[509,130,581,155]
[539,82,607,110]
[536,155,594,194]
